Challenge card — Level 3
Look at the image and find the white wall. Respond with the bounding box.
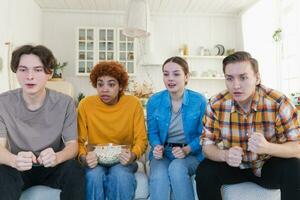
[42,11,241,98]
[0,0,9,93]
[0,0,42,93]
[139,14,240,97]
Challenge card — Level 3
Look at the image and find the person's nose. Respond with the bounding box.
[26,70,34,80]
[167,74,174,81]
[101,85,109,92]
[233,79,241,89]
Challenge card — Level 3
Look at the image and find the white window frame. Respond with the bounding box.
[76,27,136,76]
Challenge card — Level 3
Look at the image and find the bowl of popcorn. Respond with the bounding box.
[94,143,128,166]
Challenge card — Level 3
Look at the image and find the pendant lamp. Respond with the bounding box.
[123,0,150,38]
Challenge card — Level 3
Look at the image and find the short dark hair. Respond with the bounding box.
[222,51,259,74]
[90,61,128,97]
[11,45,57,74]
[162,56,189,75]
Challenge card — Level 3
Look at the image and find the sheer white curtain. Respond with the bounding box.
[242,0,300,95]
[241,0,280,90]
[280,0,300,95]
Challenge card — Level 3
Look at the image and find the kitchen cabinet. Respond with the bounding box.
[77,28,95,74]
[76,27,136,75]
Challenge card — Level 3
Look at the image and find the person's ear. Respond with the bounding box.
[185,73,190,85]
[255,73,261,85]
[48,71,53,80]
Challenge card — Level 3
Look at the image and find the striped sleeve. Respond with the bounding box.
[201,102,221,146]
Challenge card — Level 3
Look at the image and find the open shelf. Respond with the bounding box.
[190,76,225,80]
[181,55,226,59]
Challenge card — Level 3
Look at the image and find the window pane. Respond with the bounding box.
[79,52,85,60]
[127,62,134,73]
[120,43,126,51]
[107,42,114,50]
[107,30,114,40]
[87,52,93,60]
[119,52,126,60]
[79,29,85,40]
[107,52,114,60]
[99,29,106,40]
[127,36,134,42]
[87,62,93,72]
[99,42,106,50]
[87,42,93,50]
[87,29,93,40]
[127,52,134,60]
[79,61,85,73]
[99,52,106,60]
[127,42,134,51]
[120,30,126,41]
[79,42,85,50]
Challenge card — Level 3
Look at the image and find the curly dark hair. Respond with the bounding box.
[90,61,129,96]
[11,45,57,74]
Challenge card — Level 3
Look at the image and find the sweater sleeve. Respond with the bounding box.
[77,100,88,158]
[131,100,148,159]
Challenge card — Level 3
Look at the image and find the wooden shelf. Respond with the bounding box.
[181,55,226,59]
[190,76,225,80]
[140,63,161,67]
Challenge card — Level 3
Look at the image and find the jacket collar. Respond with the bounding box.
[162,89,189,108]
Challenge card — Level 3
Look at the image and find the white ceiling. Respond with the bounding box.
[34,0,259,15]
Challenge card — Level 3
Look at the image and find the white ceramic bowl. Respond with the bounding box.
[94,144,127,166]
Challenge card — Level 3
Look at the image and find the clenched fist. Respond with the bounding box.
[225,146,243,167]
[14,151,37,171]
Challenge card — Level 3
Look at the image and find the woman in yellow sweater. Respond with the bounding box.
[77,61,147,200]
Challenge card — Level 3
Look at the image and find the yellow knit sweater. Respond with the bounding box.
[77,94,147,158]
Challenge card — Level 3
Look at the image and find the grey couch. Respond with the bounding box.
[20,161,149,200]
[222,182,280,200]
[19,160,281,200]
[20,174,281,200]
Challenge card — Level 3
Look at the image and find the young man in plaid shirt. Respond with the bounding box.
[196,51,300,200]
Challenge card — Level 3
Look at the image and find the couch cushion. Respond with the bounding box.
[20,185,60,200]
[222,182,280,200]
[19,171,149,200]
[135,172,149,199]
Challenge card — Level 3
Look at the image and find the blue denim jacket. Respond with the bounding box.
[146,89,207,161]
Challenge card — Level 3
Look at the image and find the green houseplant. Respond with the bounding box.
[52,62,67,80]
[77,92,85,106]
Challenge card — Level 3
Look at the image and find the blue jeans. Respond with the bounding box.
[85,162,138,200]
[149,147,200,200]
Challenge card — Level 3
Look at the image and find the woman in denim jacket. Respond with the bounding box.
[147,56,207,200]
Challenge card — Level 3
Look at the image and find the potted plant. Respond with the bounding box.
[77,92,85,104]
[129,80,154,108]
[52,62,67,80]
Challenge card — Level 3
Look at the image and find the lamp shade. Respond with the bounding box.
[123,0,150,38]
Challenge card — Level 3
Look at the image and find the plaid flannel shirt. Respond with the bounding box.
[201,85,300,173]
